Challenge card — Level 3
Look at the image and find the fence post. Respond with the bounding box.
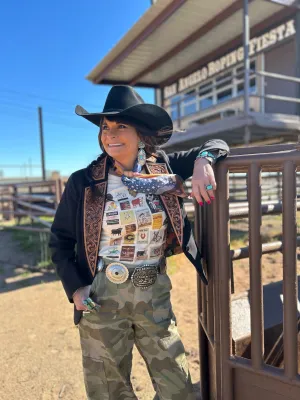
[217,164,233,400]
[28,185,34,225]
[13,185,19,223]
[194,199,210,400]
[7,186,14,221]
[54,178,63,209]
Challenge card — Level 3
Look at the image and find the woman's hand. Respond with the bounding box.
[191,158,216,205]
[72,285,93,311]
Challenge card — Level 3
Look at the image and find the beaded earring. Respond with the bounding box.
[137,141,146,166]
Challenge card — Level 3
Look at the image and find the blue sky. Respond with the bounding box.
[0,0,154,178]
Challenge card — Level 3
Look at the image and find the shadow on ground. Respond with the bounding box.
[0,229,58,294]
[0,269,57,294]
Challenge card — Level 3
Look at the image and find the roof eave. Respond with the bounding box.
[86,78,160,89]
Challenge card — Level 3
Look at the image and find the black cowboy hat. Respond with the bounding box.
[75,85,173,146]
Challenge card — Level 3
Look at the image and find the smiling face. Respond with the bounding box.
[100,117,140,169]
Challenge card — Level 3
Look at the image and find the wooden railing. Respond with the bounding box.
[0,178,66,227]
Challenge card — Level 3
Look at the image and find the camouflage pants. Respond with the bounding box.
[78,269,195,400]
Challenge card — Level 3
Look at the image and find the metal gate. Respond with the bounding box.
[196,143,300,400]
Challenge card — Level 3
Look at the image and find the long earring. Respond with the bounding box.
[137,141,146,166]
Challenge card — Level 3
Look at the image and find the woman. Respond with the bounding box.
[49,85,229,400]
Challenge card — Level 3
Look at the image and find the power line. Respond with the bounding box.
[0,87,102,109]
[0,98,74,114]
[0,101,78,121]
[0,164,40,168]
[0,101,94,129]
[0,100,98,128]
[0,98,80,116]
[0,110,91,131]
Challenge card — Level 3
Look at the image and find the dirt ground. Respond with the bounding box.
[0,231,202,400]
[1,224,298,400]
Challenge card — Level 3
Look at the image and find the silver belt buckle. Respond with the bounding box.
[131,265,158,289]
[105,262,129,284]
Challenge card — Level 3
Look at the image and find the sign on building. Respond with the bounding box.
[164,19,296,98]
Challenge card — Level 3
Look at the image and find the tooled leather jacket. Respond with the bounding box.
[49,140,229,324]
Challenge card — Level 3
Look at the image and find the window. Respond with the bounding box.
[237,77,256,95]
[200,97,213,110]
[236,60,256,95]
[217,89,233,103]
[216,72,233,89]
[199,81,213,110]
[183,90,197,116]
[164,58,257,119]
[199,81,213,96]
[170,96,181,120]
[236,60,256,80]
[216,72,233,104]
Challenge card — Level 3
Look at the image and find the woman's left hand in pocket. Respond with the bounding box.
[73,285,100,311]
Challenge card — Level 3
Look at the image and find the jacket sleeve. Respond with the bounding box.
[49,174,85,302]
[167,139,230,181]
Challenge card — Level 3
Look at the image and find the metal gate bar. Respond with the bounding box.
[248,163,264,370]
[217,164,233,400]
[282,160,298,379]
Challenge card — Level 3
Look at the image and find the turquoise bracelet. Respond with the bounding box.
[196,151,217,164]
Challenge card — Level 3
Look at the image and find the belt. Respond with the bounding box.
[96,257,167,289]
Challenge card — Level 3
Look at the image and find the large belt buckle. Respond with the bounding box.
[131,265,158,289]
[106,262,129,284]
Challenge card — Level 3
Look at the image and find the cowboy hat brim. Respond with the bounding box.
[75,103,173,145]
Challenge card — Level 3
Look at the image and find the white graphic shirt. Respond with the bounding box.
[99,174,168,266]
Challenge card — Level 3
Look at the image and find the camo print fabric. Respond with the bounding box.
[78,270,195,400]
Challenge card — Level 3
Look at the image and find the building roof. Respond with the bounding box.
[86,0,293,88]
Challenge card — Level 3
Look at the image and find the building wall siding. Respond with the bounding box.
[265,39,297,115]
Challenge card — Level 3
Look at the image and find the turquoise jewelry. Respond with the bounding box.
[137,141,146,167]
[205,184,213,191]
[196,150,216,165]
[83,297,97,311]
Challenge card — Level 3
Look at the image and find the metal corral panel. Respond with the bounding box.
[233,368,300,400]
[87,0,285,86]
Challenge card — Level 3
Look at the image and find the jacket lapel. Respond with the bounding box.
[146,162,183,247]
[83,156,108,276]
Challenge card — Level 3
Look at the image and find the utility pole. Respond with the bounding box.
[243,0,251,146]
[38,107,46,181]
[296,7,300,118]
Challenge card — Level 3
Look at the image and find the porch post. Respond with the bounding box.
[243,0,251,144]
[295,8,300,117]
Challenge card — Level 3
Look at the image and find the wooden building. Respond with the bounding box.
[85,0,300,151]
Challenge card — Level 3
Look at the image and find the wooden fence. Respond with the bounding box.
[0,178,66,227]
[0,178,67,268]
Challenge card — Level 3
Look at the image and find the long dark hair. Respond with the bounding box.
[85,115,158,197]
